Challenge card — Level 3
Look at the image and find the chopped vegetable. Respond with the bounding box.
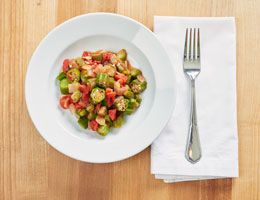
[124,108,134,115]
[94,103,102,113]
[103,53,111,62]
[71,90,82,103]
[87,112,96,120]
[135,94,142,103]
[74,102,84,109]
[125,98,139,114]
[137,74,146,82]
[107,77,115,88]
[108,109,117,121]
[91,53,103,61]
[110,54,118,64]
[97,106,107,117]
[105,115,112,127]
[114,96,129,111]
[67,68,80,82]
[122,69,130,75]
[116,63,125,72]
[60,95,71,109]
[78,117,88,129]
[97,125,110,136]
[103,64,116,76]
[117,49,127,61]
[96,116,106,125]
[90,87,105,104]
[57,49,147,136]
[70,59,79,69]
[68,82,80,93]
[130,67,142,77]
[56,72,66,81]
[126,75,132,84]
[124,90,134,99]
[80,70,88,83]
[114,81,129,95]
[76,58,86,67]
[86,104,94,113]
[113,114,125,128]
[96,73,109,88]
[82,51,88,57]
[115,72,128,85]
[78,99,87,108]
[87,78,96,89]
[79,84,90,94]
[77,109,87,117]
[105,89,116,107]
[60,78,69,94]
[69,104,77,116]
[130,79,147,94]
[62,59,70,72]
[128,98,140,109]
[89,120,99,131]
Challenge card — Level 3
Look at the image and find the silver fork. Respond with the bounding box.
[183,28,201,163]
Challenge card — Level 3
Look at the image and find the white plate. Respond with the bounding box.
[25,13,176,163]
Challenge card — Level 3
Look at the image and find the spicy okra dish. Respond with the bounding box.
[56,49,147,136]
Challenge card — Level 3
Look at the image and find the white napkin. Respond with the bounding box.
[151,17,238,183]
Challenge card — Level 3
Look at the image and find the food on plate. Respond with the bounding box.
[56,49,147,136]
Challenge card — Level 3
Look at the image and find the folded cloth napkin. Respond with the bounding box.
[151,17,238,183]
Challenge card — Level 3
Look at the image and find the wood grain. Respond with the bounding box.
[1,0,260,199]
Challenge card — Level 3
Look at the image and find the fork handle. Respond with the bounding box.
[185,80,202,163]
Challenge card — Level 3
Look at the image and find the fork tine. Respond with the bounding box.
[189,28,192,60]
[184,28,188,60]
[197,28,200,60]
[193,28,196,60]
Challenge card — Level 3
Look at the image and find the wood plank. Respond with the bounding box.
[0,0,260,199]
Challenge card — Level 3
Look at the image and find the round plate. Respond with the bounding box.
[25,13,176,163]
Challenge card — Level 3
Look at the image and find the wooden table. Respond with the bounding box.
[1,0,260,199]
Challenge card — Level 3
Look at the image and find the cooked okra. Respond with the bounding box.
[57,49,147,136]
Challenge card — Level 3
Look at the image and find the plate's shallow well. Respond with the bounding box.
[26,13,176,163]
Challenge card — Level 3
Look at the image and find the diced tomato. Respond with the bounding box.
[106,96,115,107]
[119,79,126,85]
[75,104,81,109]
[115,72,128,85]
[82,51,88,57]
[106,88,114,95]
[79,84,90,94]
[62,59,70,72]
[81,92,89,104]
[109,109,117,121]
[103,53,111,62]
[89,120,99,131]
[79,98,89,108]
[114,72,123,80]
[74,101,86,110]
[105,88,116,107]
[105,91,116,107]
[94,103,101,113]
[60,95,71,109]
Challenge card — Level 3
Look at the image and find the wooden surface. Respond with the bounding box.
[1,0,260,199]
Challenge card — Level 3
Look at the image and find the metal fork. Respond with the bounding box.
[183,28,201,163]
